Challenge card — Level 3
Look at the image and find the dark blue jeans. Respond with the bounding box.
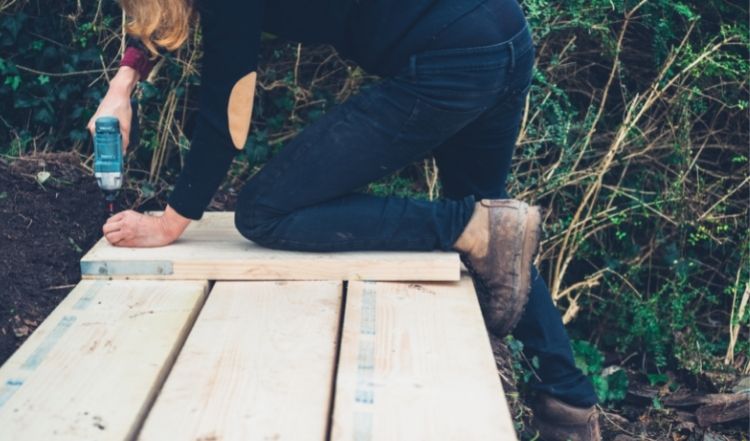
[235,11,597,408]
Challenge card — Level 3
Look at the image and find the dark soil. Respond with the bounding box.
[0,153,107,364]
[0,152,236,365]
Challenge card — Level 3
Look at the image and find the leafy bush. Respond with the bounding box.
[571,340,629,405]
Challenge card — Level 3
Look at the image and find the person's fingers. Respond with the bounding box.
[104,210,156,247]
[112,237,129,247]
[105,229,126,245]
[120,211,138,225]
[114,234,140,247]
[102,220,124,235]
[115,239,133,248]
[108,211,127,223]
[104,230,123,242]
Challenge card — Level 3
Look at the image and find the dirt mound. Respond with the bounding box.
[0,153,107,364]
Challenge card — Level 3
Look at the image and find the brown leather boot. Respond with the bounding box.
[453,199,542,337]
[532,394,601,441]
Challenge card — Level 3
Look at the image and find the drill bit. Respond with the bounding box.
[104,192,118,216]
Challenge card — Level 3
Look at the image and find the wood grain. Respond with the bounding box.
[138,280,344,441]
[81,213,460,281]
[331,276,516,441]
[0,280,208,441]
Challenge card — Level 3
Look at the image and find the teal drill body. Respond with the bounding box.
[93,116,123,214]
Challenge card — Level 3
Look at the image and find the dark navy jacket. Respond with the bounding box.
[125,0,486,219]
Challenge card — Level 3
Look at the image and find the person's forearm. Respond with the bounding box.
[160,205,192,240]
[110,66,140,96]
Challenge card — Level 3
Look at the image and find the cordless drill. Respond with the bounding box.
[93,99,138,215]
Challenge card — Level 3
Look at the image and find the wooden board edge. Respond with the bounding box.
[126,280,210,440]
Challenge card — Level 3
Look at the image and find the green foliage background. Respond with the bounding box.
[1,0,748,395]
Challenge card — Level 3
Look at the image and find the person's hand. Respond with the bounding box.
[87,66,139,153]
[102,206,191,247]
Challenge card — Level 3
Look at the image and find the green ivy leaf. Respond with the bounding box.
[672,3,698,20]
[647,373,669,386]
[4,75,21,91]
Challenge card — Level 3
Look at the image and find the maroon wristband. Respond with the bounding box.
[120,45,156,80]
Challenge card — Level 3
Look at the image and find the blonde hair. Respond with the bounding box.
[120,0,194,57]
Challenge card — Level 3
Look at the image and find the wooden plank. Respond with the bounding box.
[138,280,344,441]
[0,280,208,441]
[332,276,516,441]
[81,212,460,281]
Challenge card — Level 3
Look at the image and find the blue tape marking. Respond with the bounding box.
[352,282,378,440]
[357,340,375,371]
[355,340,375,404]
[355,283,377,407]
[73,280,105,310]
[353,412,373,441]
[80,260,173,276]
[21,315,76,370]
[360,283,376,336]
[0,378,24,409]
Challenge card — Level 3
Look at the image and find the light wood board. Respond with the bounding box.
[81,212,460,281]
[331,276,516,441]
[138,281,344,441]
[0,280,208,441]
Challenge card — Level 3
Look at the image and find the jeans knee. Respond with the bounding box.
[234,191,282,244]
[234,205,274,244]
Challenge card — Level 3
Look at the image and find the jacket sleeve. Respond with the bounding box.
[167,0,263,220]
[119,37,157,81]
